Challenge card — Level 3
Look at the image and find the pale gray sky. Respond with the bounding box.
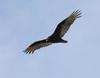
[0,0,100,78]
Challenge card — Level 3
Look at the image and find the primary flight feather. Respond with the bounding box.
[24,10,82,54]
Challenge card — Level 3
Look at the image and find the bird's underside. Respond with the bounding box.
[24,10,82,54]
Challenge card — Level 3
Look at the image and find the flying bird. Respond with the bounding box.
[24,10,82,54]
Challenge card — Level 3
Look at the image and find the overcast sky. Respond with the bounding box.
[0,0,100,78]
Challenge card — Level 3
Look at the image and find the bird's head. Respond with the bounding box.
[45,38,49,42]
[46,37,52,42]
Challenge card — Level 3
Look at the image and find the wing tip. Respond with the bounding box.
[71,9,82,18]
[24,47,35,54]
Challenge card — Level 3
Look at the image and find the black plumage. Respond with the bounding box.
[24,10,82,54]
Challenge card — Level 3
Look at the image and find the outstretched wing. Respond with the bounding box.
[24,39,52,54]
[50,10,81,38]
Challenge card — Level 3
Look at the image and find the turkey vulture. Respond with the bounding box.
[24,10,81,54]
